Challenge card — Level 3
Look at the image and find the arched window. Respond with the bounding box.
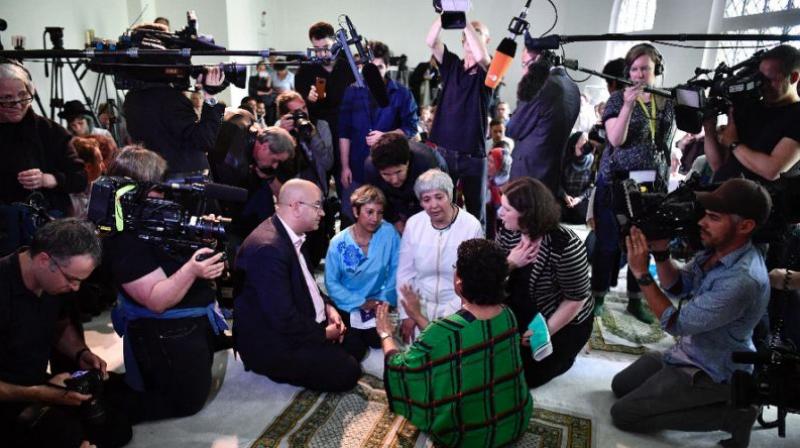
[607,0,658,60]
[713,0,800,66]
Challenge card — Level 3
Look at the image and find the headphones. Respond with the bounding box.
[624,43,664,78]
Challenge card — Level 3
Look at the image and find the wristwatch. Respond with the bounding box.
[205,97,218,107]
[728,141,740,152]
[379,331,392,341]
[636,273,655,286]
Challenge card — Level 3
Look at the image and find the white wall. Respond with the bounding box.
[6,0,785,118]
[2,0,131,122]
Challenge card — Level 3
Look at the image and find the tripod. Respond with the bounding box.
[42,27,98,125]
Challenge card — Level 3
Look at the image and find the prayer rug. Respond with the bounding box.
[251,375,592,448]
[589,292,675,355]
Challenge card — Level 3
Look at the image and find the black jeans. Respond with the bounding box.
[338,307,382,350]
[106,316,214,423]
[519,315,593,388]
[2,392,132,448]
[440,149,487,228]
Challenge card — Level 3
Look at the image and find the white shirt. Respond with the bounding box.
[277,215,326,323]
[396,207,483,322]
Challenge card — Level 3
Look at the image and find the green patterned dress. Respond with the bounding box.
[384,307,532,447]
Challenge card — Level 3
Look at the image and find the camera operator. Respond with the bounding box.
[0,218,131,448]
[705,45,800,184]
[611,178,772,448]
[591,44,675,323]
[0,60,88,254]
[101,146,228,423]
[507,35,581,197]
[426,12,492,227]
[275,90,334,267]
[123,65,227,175]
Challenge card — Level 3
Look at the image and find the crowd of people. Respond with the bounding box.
[1,8,799,448]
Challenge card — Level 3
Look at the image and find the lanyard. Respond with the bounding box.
[636,97,657,145]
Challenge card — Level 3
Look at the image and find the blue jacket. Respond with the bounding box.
[338,79,418,182]
[324,221,400,311]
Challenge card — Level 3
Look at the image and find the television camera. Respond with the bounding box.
[732,343,800,438]
[87,175,247,259]
[673,51,766,133]
[615,173,800,254]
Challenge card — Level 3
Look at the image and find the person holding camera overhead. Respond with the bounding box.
[0,219,131,448]
[338,41,419,224]
[610,178,772,448]
[101,146,228,423]
[590,43,675,323]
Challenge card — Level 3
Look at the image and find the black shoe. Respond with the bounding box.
[626,298,655,324]
[719,405,758,448]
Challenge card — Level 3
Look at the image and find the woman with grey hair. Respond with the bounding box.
[0,59,87,240]
[396,169,483,342]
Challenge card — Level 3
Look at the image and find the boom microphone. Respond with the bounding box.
[485,37,516,89]
[362,62,390,107]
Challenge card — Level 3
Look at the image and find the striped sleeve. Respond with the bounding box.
[556,231,591,302]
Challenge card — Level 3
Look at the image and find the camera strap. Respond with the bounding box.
[637,97,657,145]
[114,184,137,231]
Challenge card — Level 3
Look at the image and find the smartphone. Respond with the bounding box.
[315,77,327,100]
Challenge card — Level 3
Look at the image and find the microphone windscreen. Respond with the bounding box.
[204,183,249,203]
[363,63,390,108]
[485,38,516,89]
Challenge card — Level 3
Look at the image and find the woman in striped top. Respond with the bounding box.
[497,177,593,388]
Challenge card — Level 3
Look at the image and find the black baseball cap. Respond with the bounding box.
[696,178,772,226]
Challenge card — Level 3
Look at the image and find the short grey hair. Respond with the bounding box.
[256,126,295,159]
[413,169,453,202]
[0,61,34,95]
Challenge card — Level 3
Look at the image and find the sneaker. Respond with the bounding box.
[627,298,655,324]
[527,313,553,361]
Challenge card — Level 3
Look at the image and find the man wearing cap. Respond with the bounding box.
[507,34,580,196]
[609,178,772,448]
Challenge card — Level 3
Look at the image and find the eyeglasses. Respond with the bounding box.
[297,201,324,212]
[50,259,86,286]
[0,96,34,109]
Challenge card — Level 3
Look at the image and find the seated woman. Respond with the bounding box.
[376,239,532,447]
[324,185,400,350]
[497,177,592,388]
[103,145,227,422]
[560,131,594,225]
[396,169,483,342]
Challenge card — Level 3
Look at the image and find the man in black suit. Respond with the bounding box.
[508,33,581,196]
[233,179,365,391]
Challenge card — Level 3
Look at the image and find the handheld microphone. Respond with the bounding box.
[362,62,390,107]
[485,38,516,89]
[485,0,532,89]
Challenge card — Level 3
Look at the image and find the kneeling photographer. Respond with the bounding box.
[0,219,131,448]
[275,90,334,267]
[99,146,228,423]
[610,178,772,448]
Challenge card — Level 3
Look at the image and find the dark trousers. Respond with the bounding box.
[339,307,382,350]
[440,150,487,228]
[610,352,757,447]
[106,317,214,423]
[2,394,132,448]
[590,178,641,295]
[245,322,366,392]
[519,315,592,388]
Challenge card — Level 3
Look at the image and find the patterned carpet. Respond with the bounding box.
[589,292,676,355]
[251,375,592,448]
